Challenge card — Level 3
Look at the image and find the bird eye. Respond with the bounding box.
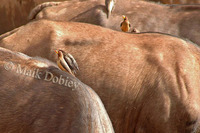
[58,52,61,57]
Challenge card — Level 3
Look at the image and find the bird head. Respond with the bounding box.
[122,15,128,21]
[55,50,63,58]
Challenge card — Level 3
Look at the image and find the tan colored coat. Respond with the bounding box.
[0,47,114,133]
[28,1,200,46]
[1,20,200,133]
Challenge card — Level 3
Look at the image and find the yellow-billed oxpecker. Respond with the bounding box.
[55,50,79,76]
[120,15,131,32]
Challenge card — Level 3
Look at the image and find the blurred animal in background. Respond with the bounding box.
[28,2,61,20]
[26,0,200,46]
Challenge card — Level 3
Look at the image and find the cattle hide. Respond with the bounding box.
[0,20,200,133]
[149,0,200,4]
[0,46,114,133]
[28,0,200,46]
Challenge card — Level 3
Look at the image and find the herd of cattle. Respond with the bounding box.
[1,0,200,133]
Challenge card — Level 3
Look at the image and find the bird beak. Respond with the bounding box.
[122,15,126,19]
[55,50,58,54]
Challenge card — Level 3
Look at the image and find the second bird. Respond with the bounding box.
[120,15,131,32]
[105,0,116,18]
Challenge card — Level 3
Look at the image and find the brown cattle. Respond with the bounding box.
[0,0,71,34]
[28,0,107,23]
[149,0,200,4]
[29,0,200,46]
[2,0,199,35]
[0,47,114,133]
[1,20,200,133]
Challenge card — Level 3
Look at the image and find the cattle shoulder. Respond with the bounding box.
[0,47,114,133]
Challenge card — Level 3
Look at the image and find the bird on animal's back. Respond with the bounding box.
[120,15,131,32]
[105,0,116,18]
[55,50,79,76]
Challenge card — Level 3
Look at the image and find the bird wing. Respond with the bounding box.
[66,53,79,71]
[129,23,131,28]
[63,54,79,75]
[64,56,76,74]
[120,22,122,27]
[59,58,73,75]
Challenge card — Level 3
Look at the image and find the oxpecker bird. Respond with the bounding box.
[55,50,79,76]
[120,15,131,32]
[105,0,116,18]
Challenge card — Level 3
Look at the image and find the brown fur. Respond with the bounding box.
[28,0,105,21]
[1,20,200,133]
[1,0,200,35]
[28,2,61,20]
[0,0,70,34]
[149,0,200,4]
[0,47,114,133]
[27,0,200,46]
